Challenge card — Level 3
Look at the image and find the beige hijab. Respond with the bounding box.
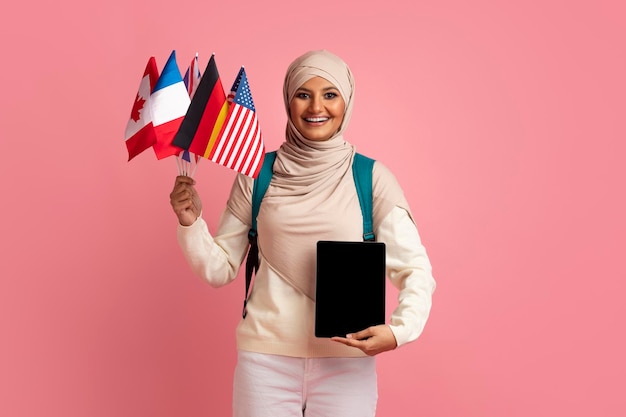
[272,49,356,193]
[228,50,409,299]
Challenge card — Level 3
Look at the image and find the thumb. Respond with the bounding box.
[348,328,372,341]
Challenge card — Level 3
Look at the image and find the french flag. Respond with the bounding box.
[151,50,191,160]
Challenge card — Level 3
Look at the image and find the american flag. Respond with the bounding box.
[210,67,265,178]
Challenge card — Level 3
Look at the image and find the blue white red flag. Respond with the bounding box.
[151,50,191,160]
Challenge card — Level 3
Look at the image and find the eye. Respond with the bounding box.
[295,92,310,99]
[324,91,339,99]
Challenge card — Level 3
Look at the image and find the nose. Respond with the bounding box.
[309,95,324,113]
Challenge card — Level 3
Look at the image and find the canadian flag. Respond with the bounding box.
[124,57,159,161]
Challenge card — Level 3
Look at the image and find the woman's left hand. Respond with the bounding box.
[331,325,398,356]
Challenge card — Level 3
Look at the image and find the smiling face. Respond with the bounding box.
[288,76,346,141]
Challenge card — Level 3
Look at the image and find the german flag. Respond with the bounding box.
[173,54,228,158]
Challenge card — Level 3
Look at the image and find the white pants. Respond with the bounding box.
[233,350,378,417]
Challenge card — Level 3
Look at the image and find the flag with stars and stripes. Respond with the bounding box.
[209,67,265,178]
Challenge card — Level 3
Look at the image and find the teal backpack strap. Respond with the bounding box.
[243,151,276,318]
[352,153,376,242]
[250,151,277,236]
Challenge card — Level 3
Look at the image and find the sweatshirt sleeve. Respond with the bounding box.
[176,208,250,287]
[377,206,436,347]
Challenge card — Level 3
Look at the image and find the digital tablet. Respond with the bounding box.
[314,240,386,338]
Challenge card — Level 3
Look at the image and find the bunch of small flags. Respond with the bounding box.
[123,50,265,178]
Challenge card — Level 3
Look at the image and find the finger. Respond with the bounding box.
[348,328,373,341]
[170,191,188,208]
[188,187,200,199]
[171,195,196,214]
[172,199,193,214]
[170,185,186,202]
[331,336,349,343]
[174,175,196,186]
[171,187,195,203]
[331,336,364,348]
[171,181,195,196]
[171,178,195,196]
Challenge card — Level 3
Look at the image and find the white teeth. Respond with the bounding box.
[305,117,328,122]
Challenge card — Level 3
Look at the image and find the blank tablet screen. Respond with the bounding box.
[315,240,386,338]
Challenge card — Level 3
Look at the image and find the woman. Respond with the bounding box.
[170,49,436,417]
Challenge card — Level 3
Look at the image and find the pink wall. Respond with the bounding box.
[1,1,625,416]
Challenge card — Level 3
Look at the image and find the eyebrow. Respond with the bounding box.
[296,86,340,93]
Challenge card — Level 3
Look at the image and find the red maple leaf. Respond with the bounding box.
[130,94,146,122]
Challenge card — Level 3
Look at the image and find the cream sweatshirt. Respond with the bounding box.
[177,205,436,358]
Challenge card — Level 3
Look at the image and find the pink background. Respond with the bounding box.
[1,1,624,416]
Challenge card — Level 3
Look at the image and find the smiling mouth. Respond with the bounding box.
[304,117,329,123]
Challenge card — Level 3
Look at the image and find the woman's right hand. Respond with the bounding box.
[169,176,203,226]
